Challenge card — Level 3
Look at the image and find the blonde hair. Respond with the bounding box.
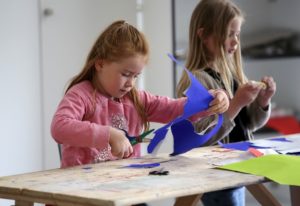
[66,20,150,131]
[177,0,246,98]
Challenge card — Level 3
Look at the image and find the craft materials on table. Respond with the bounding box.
[219,134,300,155]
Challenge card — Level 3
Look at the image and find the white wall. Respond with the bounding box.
[174,0,198,56]
[142,0,176,155]
[0,0,43,176]
[143,0,173,97]
[0,0,43,205]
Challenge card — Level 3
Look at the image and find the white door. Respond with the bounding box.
[40,0,137,169]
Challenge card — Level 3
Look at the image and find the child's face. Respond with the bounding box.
[95,55,146,99]
[224,17,242,57]
[204,17,242,59]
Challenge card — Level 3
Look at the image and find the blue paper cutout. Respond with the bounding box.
[124,163,160,168]
[171,117,223,155]
[269,137,292,142]
[82,166,92,170]
[147,54,223,155]
[219,141,271,151]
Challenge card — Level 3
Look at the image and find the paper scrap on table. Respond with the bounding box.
[219,135,300,155]
[250,136,300,154]
[123,163,160,168]
[147,54,223,156]
[218,154,300,186]
[219,141,270,151]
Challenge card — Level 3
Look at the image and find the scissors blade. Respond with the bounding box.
[139,129,155,138]
[131,129,155,145]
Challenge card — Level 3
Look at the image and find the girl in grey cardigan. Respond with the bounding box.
[176,0,276,205]
[176,0,276,146]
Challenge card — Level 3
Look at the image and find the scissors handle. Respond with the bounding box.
[121,129,154,146]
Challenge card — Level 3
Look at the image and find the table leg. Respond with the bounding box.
[15,200,34,206]
[174,194,202,206]
[290,186,300,206]
[246,184,281,206]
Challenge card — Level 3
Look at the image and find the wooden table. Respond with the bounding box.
[0,146,291,206]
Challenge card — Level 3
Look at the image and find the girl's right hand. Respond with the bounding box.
[109,127,133,159]
[233,81,262,108]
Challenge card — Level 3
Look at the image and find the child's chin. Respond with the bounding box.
[117,93,126,98]
[227,52,234,57]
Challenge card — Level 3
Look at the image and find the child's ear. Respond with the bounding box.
[197,28,204,39]
[95,59,103,71]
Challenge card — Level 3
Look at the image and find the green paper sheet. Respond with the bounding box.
[218,154,300,186]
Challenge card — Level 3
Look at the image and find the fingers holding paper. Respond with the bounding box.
[207,89,230,115]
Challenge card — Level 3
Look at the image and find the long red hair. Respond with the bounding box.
[66,20,150,131]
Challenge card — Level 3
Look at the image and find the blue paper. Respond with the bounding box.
[219,141,271,151]
[171,116,223,155]
[147,54,223,155]
[124,163,160,168]
[269,137,292,142]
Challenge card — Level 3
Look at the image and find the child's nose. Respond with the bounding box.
[232,37,239,46]
[126,77,135,87]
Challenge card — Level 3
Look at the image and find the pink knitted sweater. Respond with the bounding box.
[51,81,186,167]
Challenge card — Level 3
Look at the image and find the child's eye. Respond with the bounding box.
[228,32,234,38]
[228,32,240,39]
[122,72,131,77]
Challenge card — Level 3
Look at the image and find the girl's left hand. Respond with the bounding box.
[207,89,230,115]
[257,76,276,108]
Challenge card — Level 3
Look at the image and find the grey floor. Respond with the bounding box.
[246,182,290,206]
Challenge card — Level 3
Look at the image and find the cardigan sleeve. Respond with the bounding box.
[191,70,271,145]
[246,99,271,132]
[51,87,110,150]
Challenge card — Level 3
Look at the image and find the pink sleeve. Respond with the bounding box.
[139,91,209,123]
[140,91,187,123]
[51,88,109,150]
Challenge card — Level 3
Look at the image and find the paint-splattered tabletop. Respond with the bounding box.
[0,146,265,206]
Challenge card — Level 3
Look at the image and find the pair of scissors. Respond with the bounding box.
[121,129,155,146]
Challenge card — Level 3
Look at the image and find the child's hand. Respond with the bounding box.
[257,76,276,108]
[109,127,133,159]
[207,89,229,115]
[233,81,262,108]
